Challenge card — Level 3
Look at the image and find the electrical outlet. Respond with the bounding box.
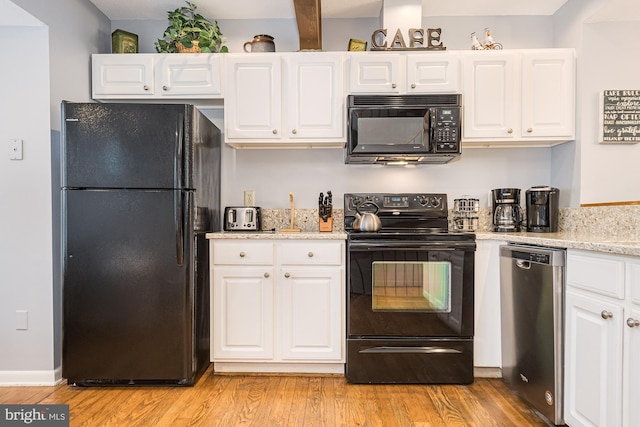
[244,190,255,207]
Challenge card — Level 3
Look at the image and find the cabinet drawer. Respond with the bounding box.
[213,241,274,265]
[278,242,343,265]
[567,251,624,299]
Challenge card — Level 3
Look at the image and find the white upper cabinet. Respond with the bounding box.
[461,51,518,140]
[348,52,460,94]
[461,48,575,147]
[92,54,155,97]
[224,52,346,147]
[520,50,575,139]
[92,54,223,100]
[156,54,222,97]
[349,53,404,93]
[224,54,282,140]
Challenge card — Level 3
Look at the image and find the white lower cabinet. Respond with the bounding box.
[564,250,640,427]
[210,239,345,373]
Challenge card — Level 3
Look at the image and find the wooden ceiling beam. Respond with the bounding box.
[293,0,322,50]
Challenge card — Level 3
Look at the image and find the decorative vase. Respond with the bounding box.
[176,40,201,53]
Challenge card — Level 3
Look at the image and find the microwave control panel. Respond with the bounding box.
[433,107,461,153]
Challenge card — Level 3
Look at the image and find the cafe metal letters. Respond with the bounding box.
[370,28,446,51]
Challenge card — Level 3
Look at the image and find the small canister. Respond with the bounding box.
[452,195,479,232]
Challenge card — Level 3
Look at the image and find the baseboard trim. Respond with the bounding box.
[474,367,502,378]
[0,367,63,386]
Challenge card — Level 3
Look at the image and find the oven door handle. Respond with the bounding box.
[360,346,462,354]
[348,241,475,250]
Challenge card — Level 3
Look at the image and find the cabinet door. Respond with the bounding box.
[225,55,282,139]
[157,54,222,97]
[212,266,274,360]
[279,267,344,361]
[283,54,345,139]
[521,50,575,139]
[92,54,154,97]
[461,51,518,140]
[564,289,623,427]
[406,52,459,93]
[348,53,403,93]
[624,305,640,427]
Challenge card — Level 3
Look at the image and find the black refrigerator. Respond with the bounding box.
[61,102,220,386]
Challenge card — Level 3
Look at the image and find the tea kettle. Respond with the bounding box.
[353,202,382,232]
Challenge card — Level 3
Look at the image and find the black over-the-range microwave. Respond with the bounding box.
[345,94,462,165]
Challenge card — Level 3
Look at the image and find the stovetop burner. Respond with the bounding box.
[344,192,452,234]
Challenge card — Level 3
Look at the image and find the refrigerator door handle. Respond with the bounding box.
[175,190,184,266]
[175,117,184,189]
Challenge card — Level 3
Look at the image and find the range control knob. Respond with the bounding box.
[430,196,442,208]
[416,195,429,206]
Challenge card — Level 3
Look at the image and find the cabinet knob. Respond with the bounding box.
[527,127,533,133]
[284,272,291,278]
[391,83,397,89]
[272,129,278,135]
[239,252,246,258]
[601,310,613,319]
[507,128,514,134]
[162,85,168,91]
[627,318,640,328]
[143,85,149,91]
[308,252,314,258]
[292,129,297,135]
[264,272,270,278]
[411,83,416,89]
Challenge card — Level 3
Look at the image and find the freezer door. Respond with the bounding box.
[62,189,198,383]
[62,102,191,190]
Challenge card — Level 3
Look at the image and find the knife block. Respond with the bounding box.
[319,216,333,232]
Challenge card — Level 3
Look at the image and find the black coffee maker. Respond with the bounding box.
[525,186,560,232]
[491,188,523,232]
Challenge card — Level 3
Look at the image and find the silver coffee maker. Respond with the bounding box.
[491,188,524,232]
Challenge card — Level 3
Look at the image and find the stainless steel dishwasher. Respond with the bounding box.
[499,244,565,426]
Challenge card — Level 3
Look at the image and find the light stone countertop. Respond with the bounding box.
[476,231,640,257]
[206,231,348,240]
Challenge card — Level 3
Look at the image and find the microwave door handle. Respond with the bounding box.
[429,108,436,147]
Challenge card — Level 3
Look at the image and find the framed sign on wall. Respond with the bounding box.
[599,90,640,143]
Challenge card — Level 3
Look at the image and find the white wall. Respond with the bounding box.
[0,0,109,385]
[0,18,53,382]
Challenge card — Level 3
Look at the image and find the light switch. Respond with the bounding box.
[9,139,23,160]
[14,310,28,330]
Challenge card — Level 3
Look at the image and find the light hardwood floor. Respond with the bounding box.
[0,367,551,426]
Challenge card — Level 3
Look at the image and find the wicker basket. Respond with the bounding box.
[176,40,201,53]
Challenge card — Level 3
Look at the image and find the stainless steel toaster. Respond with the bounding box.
[224,207,261,231]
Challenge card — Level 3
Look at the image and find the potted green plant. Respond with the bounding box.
[155,1,228,53]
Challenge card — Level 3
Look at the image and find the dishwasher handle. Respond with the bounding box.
[515,259,532,269]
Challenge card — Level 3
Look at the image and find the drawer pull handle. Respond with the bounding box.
[627,318,640,328]
[527,127,533,133]
[507,128,514,134]
[308,252,314,258]
[601,310,613,320]
[264,272,270,278]
[392,83,397,89]
[284,272,290,278]
[239,252,246,258]
[143,85,149,91]
[292,129,297,134]
[162,85,168,91]
[410,83,416,89]
[272,129,278,134]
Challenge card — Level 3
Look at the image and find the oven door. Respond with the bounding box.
[347,240,474,338]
